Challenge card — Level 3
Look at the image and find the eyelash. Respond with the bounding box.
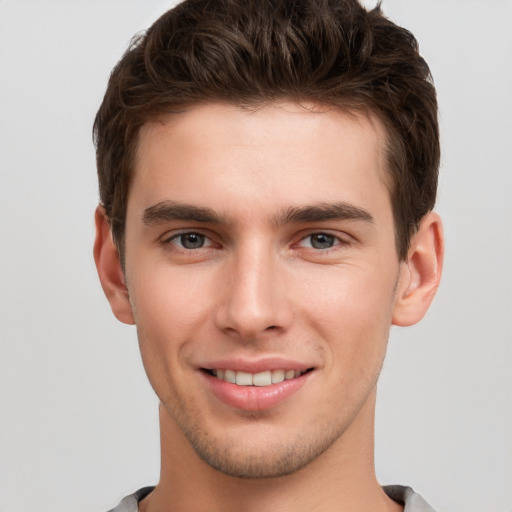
[161,230,349,254]
[296,232,349,251]
[163,231,215,251]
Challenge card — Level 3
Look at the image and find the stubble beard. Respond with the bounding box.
[143,316,392,480]
[161,370,382,479]
[163,401,350,479]
[175,411,345,478]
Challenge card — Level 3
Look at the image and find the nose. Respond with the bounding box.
[214,243,293,340]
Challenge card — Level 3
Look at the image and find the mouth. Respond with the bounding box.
[202,368,314,387]
[200,359,316,411]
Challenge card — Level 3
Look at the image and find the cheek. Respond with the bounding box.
[127,266,214,386]
[298,263,397,324]
[130,288,204,408]
[129,262,212,332]
[296,264,397,363]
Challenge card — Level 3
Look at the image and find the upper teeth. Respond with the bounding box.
[212,369,303,386]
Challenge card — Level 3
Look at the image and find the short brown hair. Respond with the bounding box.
[94,0,439,262]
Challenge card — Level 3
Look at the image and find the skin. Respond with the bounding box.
[95,102,443,512]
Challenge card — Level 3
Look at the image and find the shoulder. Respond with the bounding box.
[107,485,435,512]
[106,487,155,512]
[383,485,437,512]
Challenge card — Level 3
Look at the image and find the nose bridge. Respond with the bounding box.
[216,238,291,338]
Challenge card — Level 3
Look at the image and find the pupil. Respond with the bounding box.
[181,233,204,249]
[311,233,334,249]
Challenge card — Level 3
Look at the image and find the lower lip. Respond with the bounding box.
[202,371,311,411]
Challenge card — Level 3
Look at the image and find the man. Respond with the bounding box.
[93,0,443,510]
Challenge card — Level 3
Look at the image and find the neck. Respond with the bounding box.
[140,390,401,512]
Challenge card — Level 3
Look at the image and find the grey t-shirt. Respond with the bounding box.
[108,485,436,512]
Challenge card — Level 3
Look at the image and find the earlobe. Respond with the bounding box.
[93,205,135,325]
[392,212,444,327]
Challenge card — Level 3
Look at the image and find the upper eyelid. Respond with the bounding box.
[158,228,353,246]
[161,228,214,242]
[296,229,353,243]
[297,233,349,247]
[162,231,216,252]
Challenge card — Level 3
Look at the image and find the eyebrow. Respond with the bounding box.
[278,202,374,225]
[142,201,227,225]
[141,200,374,226]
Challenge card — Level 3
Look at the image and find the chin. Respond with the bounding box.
[178,417,346,479]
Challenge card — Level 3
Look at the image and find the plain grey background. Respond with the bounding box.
[0,1,511,511]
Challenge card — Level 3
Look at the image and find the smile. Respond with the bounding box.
[208,369,309,387]
[202,366,314,411]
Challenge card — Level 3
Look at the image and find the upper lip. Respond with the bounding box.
[199,357,315,374]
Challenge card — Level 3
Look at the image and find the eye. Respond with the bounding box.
[299,233,339,250]
[168,232,210,250]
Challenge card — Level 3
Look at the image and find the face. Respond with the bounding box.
[122,102,406,478]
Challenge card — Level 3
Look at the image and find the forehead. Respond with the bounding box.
[130,102,391,221]
[137,101,388,160]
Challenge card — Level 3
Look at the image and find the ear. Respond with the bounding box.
[93,205,135,325]
[392,212,444,326]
